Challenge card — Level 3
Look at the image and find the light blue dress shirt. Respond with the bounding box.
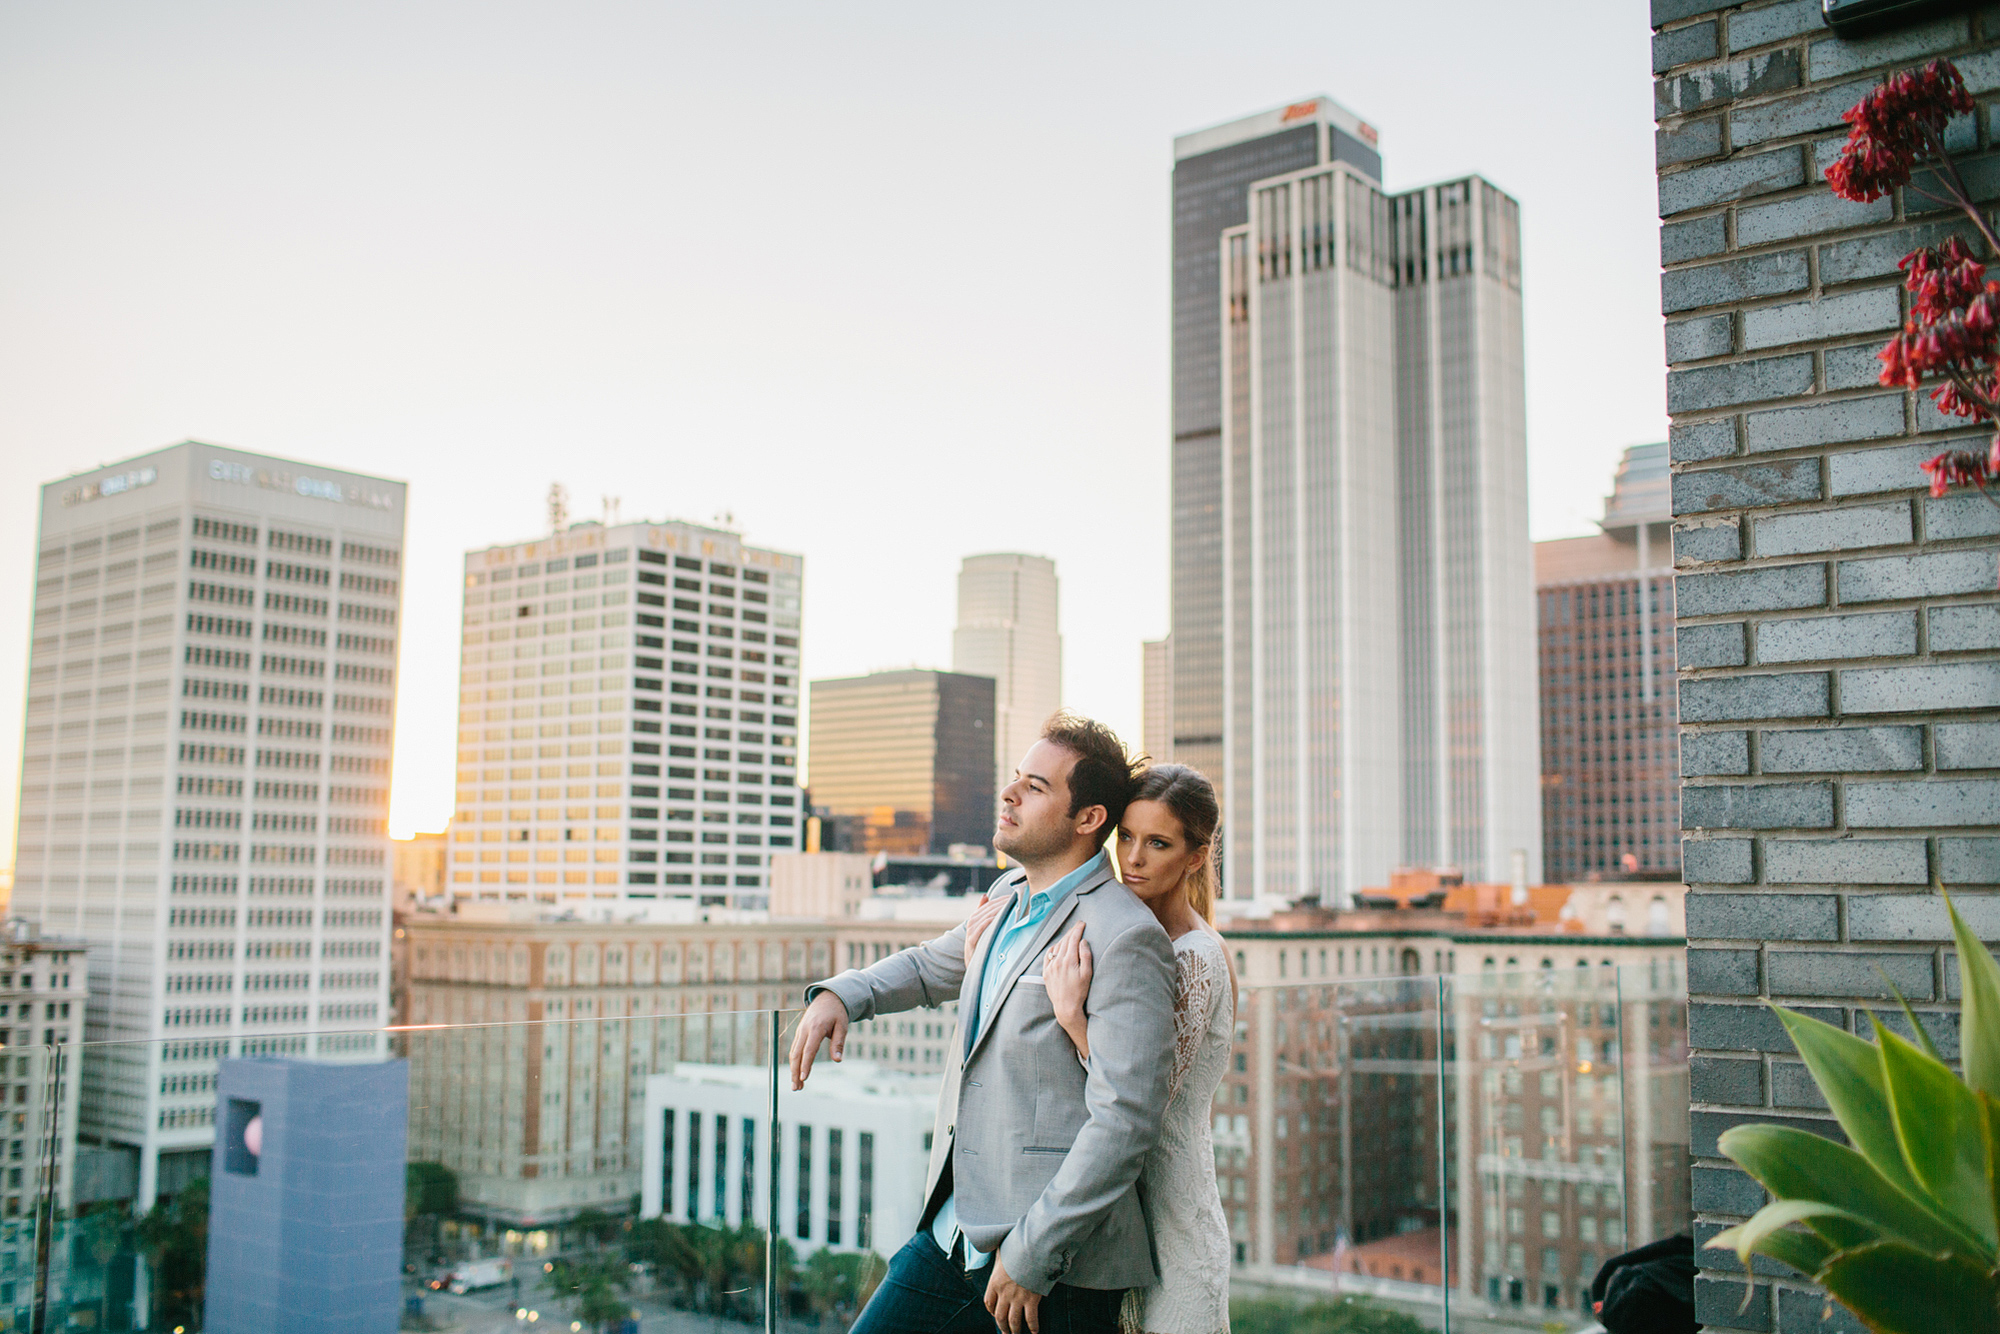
[931,851,1105,1269]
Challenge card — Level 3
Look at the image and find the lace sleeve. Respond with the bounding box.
[1167,941,1225,1104]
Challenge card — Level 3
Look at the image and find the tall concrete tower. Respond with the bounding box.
[13,441,403,1205]
[951,553,1060,792]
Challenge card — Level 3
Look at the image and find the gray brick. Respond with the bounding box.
[1677,564,1828,616]
[1827,442,1938,497]
[1941,838,2000,884]
[1675,458,1822,514]
[1663,249,1811,315]
[1925,492,2000,540]
[1755,502,1912,556]
[1680,672,1830,722]
[1690,999,1842,1049]
[1656,20,1721,73]
[1693,1109,1843,1160]
[1767,836,1930,884]
[1663,213,1730,265]
[1806,16,1970,80]
[1731,78,1879,148]
[1819,220,1978,286]
[1777,1285,1868,1334]
[1655,0,1725,26]
[1760,725,1924,773]
[1737,190,1894,247]
[1963,47,2000,95]
[1698,1218,1810,1278]
[1850,891,2000,941]
[1669,353,1819,412]
[1840,549,2000,601]
[1684,729,1752,775]
[1677,517,1746,565]
[1842,661,2000,712]
[1658,50,1803,116]
[1858,1006,1960,1059]
[1667,313,1734,364]
[1691,947,1762,994]
[1680,621,1749,668]
[1910,152,2000,213]
[1741,288,1901,354]
[1728,0,1822,51]
[1938,722,2000,770]
[1660,115,1726,167]
[1756,609,1918,662]
[1848,778,2000,828]
[1742,394,1905,456]
[1684,782,1834,829]
[1685,837,1756,883]
[1691,1055,1767,1105]
[1770,948,1936,1000]
[1661,150,1806,217]
[1915,390,2000,434]
[1671,419,1741,462]
[1931,604,2000,652]
[1823,342,1889,392]
[1692,1163,1769,1217]
[1770,1059,1831,1110]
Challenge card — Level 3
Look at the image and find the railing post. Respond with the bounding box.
[766,1009,780,1334]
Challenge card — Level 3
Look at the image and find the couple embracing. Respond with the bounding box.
[789,713,1234,1334]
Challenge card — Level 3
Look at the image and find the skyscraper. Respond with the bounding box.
[449,520,803,909]
[951,553,1060,789]
[13,442,403,1205]
[806,670,996,856]
[1142,638,1171,764]
[1535,444,1679,882]
[1174,98,1540,905]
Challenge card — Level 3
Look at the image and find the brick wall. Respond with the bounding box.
[1653,3,2000,1330]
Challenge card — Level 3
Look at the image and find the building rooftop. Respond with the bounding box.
[1173,94,1378,161]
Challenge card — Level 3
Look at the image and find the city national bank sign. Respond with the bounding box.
[208,458,397,511]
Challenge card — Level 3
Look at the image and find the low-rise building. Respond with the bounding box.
[0,921,87,1331]
[641,1060,938,1255]
[401,911,961,1228]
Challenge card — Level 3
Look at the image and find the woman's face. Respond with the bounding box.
[1115,799,1206,908]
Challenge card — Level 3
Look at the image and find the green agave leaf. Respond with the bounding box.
[1877,1023,1997,1254]
[1776,1005,1925,1201]
[1817,1240,2000,1334]
[1719,1123,1983,1257]
[1878,971,1945,1064]
[1985,1090,2000,1251]
[1754,1226,1836,1283]
[1710,1198,1866,1273]
[1948,895,2000,1102]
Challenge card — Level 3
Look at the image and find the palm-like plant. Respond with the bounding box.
[1711,898,2000,1329]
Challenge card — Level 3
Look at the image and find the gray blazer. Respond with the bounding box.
[808,857,1175,1293]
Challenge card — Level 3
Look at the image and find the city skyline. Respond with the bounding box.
[0,4,1667,864]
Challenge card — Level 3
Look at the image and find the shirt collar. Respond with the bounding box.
[1022,849,1106,914]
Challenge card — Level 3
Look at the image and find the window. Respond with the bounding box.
[686,1113,702,1220]
[826,1129,844,1245]
[796,1125,812,1240]
[858,1132,875,1249]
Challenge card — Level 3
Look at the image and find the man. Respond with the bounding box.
[789,714,1174,1334]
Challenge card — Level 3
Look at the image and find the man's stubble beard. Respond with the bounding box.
[993,816,1076,870]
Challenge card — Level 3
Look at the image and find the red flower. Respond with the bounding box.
[1826,60,1974,201]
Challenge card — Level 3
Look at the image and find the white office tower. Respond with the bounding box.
[950,553,1060,790]
[12,442,403,1205]
[1392,179,1540,889]
[451,520,803,909]
[1192,98,1540,905]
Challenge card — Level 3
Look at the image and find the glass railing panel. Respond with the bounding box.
[30,1010,790,1333]
[1227,976,1451,1331]
[1444,963,1690,1330]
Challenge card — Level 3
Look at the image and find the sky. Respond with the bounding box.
[0,1,1668,857]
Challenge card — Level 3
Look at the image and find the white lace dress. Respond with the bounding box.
[1130,928,1234,1334]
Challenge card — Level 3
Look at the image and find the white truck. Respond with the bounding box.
[445,1257,513,1294]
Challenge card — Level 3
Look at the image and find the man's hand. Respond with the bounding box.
[984,1253,1042,1334]
[789,992,850,1091]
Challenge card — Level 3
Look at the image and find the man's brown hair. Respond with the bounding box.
[1040,712,1145,848]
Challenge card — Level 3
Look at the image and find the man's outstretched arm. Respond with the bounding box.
[790,921,971,1088]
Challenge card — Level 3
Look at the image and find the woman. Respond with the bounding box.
[966,764,1233,1334]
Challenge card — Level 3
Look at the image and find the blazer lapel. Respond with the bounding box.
[959,872,1026,1058]
[963,857,1117,1068]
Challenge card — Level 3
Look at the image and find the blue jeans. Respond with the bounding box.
[851,1233,1126,1334]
